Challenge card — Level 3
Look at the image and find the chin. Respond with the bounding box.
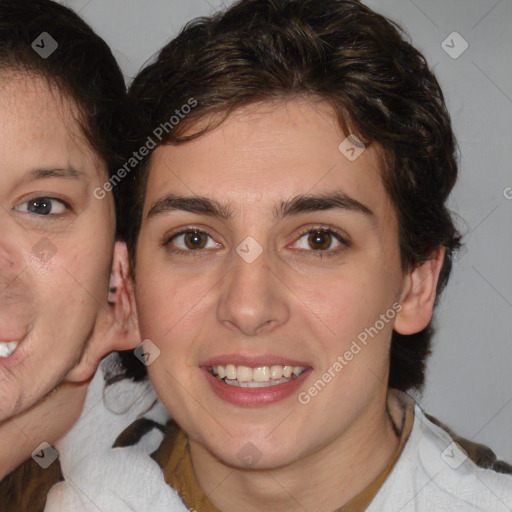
[197,428,300,471]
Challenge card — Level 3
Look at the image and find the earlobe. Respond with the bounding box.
[394,246,445,336]
[65,241,140,383]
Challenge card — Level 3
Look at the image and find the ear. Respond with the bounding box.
[65,241,140,383]
[394,246,445,335]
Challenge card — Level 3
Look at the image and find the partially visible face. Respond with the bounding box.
[0,73,116,420]
[135,99,408,469]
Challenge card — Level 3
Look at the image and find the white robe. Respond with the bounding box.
[44,354,188,511]
[368,392,512,511]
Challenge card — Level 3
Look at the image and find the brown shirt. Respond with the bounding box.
[0,454,63,512]
[152,390,416,512]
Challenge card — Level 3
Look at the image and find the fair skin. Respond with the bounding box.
[135,99,443,512]
[0,382,88,479]
[0,72,137,478]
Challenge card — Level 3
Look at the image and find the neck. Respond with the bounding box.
[0,381,88,479]
[189,395,400,512]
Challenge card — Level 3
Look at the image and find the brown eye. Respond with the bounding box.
[308,230,333,250]
[291,228,347,254]
[166,229,220,253]
[184,231,208,249]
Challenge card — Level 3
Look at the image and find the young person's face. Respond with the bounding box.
[135,99,439,470]
[0,73,118,421]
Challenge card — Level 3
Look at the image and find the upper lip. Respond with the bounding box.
[0,318,32,343]
[201,354,311,368]
[0,330,25,343]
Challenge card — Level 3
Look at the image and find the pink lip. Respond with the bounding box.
[201,354,311,368]
[0,340,26,368]
[202,367,312,407]
[0,331,25,342]
[0,324,30,367]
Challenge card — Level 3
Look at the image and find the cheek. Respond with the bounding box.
[69,205,115,278]
[135,269,180,340]
[297,268,382,330]
[297,263,402,365]
[31,221,114,330]
[34,264,105,342]
[60,244,112,297]
[135,253,214,340]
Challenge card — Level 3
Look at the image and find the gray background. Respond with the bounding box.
[59,0,512,461]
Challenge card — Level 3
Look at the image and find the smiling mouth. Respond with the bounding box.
[208,364,307,388]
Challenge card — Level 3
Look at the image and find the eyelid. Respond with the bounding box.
[163,225,219,243]
[13,195,71,215]
[288,225,350,256]
[291,225,350,245]
[162,225,223,256]
[160,224,350,259]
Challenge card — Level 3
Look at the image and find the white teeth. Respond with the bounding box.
[253,366,270,382]
[237,365,253,382]
[210,363,306,386]
[224,377,295,388]
[292,366,303,377]
[225,364,237,380]
[270,365,283,379]
[0,341,18,358]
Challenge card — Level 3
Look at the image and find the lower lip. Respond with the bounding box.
[202,368,311,406]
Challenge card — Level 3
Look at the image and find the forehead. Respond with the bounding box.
[1,72,77,136]
[146,99,393,222]
[0,71,104,178]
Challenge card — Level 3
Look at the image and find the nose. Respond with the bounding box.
[217,249,290,336]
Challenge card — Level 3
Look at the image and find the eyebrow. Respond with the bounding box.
[30,168,84,179]
[147,191,374,221]
[148,195,233,220]
[276,192,374,219]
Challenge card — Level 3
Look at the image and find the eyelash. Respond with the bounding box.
[292,225,350,258]
[13,196,72,217]
[162,225,218,258]
[162,225,350,258]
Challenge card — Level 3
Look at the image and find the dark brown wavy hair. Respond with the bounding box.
[126,0,462,392]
